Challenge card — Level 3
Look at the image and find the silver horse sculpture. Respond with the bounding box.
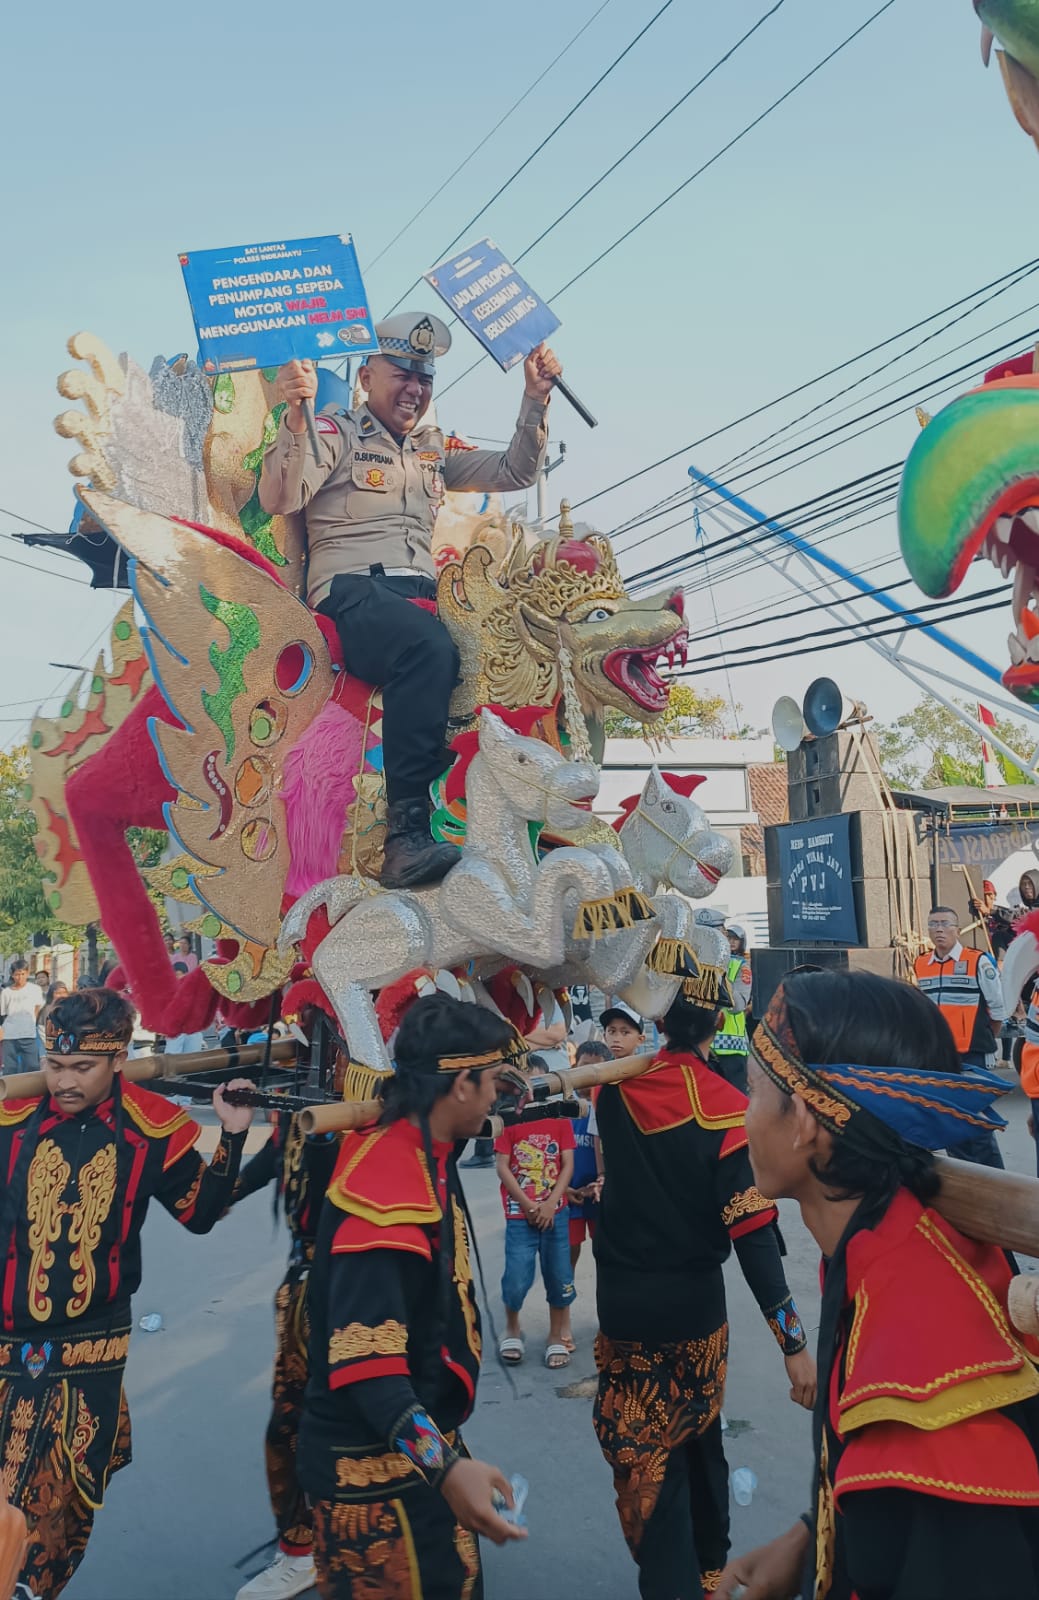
[280,708,653,1070]
[539,765,735,1009]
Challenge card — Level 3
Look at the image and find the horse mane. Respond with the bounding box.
[445,704,559,807]
[612,770,708,831]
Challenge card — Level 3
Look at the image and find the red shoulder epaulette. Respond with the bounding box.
[121,1081,199,1169]
[0,1096,40,1126]
[620,1052,747,1136]
[832,1189,1039,1506]
[327,1121,441,1230]
[330,1211,433,1261]
[836,1409,1039,1508]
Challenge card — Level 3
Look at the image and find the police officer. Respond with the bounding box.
[259,312,561,889]
[914,905,1007,1168]
[712,923,753,1091]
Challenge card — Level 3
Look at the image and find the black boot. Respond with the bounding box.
[380,798,461,890]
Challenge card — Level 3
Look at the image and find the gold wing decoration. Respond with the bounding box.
[79,490,334,951]
[26,597,153,925]
[55,332,307,595]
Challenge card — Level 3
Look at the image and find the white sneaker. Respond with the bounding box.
[235,1551,317,1599]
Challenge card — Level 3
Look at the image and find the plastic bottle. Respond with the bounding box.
[731,1467,757,1507]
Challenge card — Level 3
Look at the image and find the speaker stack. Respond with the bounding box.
[754,679,928,1015]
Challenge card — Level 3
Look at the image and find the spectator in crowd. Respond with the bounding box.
[36,981,69,1052]
[600,1002,646,1061]
[496,1055,576,1370]
[0,962,45,1074]
[558,1039,609,1356]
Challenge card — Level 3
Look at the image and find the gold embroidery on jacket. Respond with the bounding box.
[329,1320,409,1363]
[66,1144,117,1316]
[27,1137,118,1322]
[452,1196,481,1362]
[720,1187,773,1227]
[27,1141,70,1322]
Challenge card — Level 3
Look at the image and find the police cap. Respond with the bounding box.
[373,312,452,377]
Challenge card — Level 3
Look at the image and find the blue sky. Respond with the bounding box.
[0,0,1035,745]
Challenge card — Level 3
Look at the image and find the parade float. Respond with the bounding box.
[22,332,736,1101]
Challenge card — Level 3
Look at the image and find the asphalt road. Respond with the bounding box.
[69,1073,1039,1600]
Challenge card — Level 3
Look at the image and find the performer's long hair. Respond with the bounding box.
[659,992,721,1054]
[779,970,949,1214]
[378,994,515,1124]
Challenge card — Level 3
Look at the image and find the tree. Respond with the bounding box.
[605,683,743,739]
[0,746,83,956]
[874,697,1034,790]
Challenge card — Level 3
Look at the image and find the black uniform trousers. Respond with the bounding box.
[318,572,460,807]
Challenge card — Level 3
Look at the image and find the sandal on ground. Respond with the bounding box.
[499,1336,525,1365]
[560,1333,576,1353]
[545,1344,571,1369]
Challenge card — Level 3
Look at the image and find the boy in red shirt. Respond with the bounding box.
[495,1055,575,1369]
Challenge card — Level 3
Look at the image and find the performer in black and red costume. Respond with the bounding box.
[592,967,815,1600]
[298,993,527,1599]
[0,987,254,1599]
[232,1100,340,1600]
[717,970,1039,1600]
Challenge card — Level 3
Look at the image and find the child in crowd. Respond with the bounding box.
[496,1055,576,1369]
[600,1001,647,1060]
[568,1040,607,1271]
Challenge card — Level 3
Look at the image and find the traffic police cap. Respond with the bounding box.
[373,312,452,377]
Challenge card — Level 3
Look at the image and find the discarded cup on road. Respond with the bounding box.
[731,1467,757,1507]
[138,1313,163,1333]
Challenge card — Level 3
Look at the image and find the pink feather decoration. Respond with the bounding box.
[283,700,366,896]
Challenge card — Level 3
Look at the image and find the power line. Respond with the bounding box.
[686,580,1007,665]
[712,272,1039,480]
[514,0,788,263]
[565,254,1039,514]
[383,0,677,315]
[677,593,1010,675]
[364,0,616,274]
[436,0,901,401]
[0,549,90,587]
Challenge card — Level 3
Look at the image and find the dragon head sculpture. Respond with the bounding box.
[438,514,688,738]
[978,0,1039,150]
[897,350,1039,703]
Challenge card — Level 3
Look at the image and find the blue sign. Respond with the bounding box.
[424,239,561,372]
[778,813,861,945]
[178,234,379,374]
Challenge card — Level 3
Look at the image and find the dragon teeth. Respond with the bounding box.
[1010,632,1027,666]
[994,515,1015,543]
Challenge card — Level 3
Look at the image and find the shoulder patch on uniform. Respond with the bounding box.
[0,1097,40,1126]
[317,416,339,435]
[328,1123,441,1228]
[122,1082,198,1158]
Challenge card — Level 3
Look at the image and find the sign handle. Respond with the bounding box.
[302,398,324,464]
[551,375,597,429]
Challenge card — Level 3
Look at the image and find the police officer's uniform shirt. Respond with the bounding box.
[925,941,1007,1023]
[259,395,549,607]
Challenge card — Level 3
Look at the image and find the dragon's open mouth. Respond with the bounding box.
[602,627,689,713]
[975,507,1039,699]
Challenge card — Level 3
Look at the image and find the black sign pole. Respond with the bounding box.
[551,374,597,429]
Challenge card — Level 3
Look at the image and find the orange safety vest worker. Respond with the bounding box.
[1020,989,1039,1101]
[913,947,998,1058]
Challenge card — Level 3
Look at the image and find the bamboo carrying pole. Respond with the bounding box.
[299,1095,592,1137]
[0,1037,299,1102]
[297,1053,659,1135]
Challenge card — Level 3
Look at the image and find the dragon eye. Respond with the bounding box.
[661,800,676,814]
[585,607,612,622]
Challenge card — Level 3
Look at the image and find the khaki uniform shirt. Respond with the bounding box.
[259,395,549,606]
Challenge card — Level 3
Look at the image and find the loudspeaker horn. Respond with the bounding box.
[803,677,869,738]
[772,695,808,753]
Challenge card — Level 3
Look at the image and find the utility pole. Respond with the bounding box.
[537,438,567,522]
